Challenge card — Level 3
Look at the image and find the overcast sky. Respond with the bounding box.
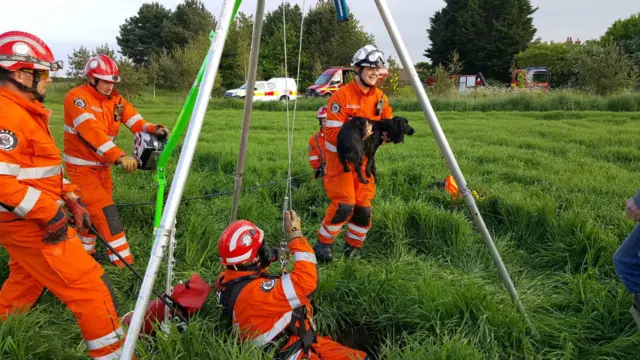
[2,0,639,74]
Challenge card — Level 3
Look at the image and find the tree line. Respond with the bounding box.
[66,0,374,96]
[424,0,639,95]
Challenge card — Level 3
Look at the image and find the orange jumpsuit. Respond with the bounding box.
[318,80,392,249]
[0,87,125,360]
[63,84,159,267]
[308,131,326,176]
[218,237,368,359]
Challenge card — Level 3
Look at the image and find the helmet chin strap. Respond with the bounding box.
[90,78,113,99]
[7,74,45,102]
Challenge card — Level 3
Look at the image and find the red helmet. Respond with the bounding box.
[84,54,120,83]
[0,31,62,72]
[218,220,265,266]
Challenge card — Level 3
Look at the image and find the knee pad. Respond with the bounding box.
[351,206,372,227]
[102,204,124,235]
[101,274,119,313]
[330,203,354,224]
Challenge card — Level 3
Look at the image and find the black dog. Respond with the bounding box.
[364,116,415,182]
[337,116,370,184]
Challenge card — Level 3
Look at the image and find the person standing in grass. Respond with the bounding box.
[62,54,169,268]
[215,210,370,359]
[314,45,393,262]
[614,195,640,327]
[0,31,126,360]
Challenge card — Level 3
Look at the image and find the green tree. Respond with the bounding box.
[220,12,253,90]
[66,46,91,79]
[259,3,307,81]
[602,13,640,69]
[117,2,173,65]
[426,0,537,80]
[162,0,216,48]
[570,44,638,95]
[150,32,223,95]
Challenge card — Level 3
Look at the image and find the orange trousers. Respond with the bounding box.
[0,220,125,359]
[318,152,375,248]
[287,336,369,359]
[66,164,133,268]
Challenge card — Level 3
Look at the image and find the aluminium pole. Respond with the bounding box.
[230,0,267,223]
[119,1,238,358]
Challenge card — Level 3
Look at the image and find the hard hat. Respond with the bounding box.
[0,31,63,72]
[218,220,265,266]
[351,45,385,68]
[316,105,327,119]
[84,54,121,83]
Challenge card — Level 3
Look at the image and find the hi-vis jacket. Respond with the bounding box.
[0,87,76,223]
[63,84,158,166]
[307,131,325,171]
[323,80,393,157]
[219,237,318,349]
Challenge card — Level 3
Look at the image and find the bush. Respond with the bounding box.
[571,44,639,96]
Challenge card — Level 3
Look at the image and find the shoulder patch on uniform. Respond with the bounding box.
[0,130,18,151]
[260,279,278,292]
[74,97,86,109]
[331,102,341,114]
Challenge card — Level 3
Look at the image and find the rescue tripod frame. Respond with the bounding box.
[122,0,532,358]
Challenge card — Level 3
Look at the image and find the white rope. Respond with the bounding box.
[280,0,307,274]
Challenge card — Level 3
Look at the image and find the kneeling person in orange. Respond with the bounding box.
[0,31,126,359]
[315,45,393,262]
[63,54,169,268]
[308,105,328,180]
[215,211,370,359]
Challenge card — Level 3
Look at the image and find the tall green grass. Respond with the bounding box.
[2,95,640,359]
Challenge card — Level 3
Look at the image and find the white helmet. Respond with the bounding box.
[351,45,385,68]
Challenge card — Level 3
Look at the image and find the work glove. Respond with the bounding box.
[154,125,170,140]
[62,194,91,231]
[284,210,303,240]
[116,155,138,174]
[42,208,69,244]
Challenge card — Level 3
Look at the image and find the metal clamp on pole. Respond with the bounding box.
[119,0,238,358]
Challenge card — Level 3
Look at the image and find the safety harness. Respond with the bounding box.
[217,273,318,359]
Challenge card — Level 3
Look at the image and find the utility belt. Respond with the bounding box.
[217,273,318,358]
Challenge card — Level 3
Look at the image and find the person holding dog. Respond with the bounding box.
[215,210,370,359]
[314,45,394,262]
[62,54,169,268]
[308,105,328,180]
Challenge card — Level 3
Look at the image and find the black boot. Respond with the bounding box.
[314,242,333,263]
[91,252,110,264]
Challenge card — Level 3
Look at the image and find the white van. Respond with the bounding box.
[224,77,298,102]
[251,77,298,102]
[224,81,268,99]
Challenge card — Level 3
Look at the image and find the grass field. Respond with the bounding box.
[1,91,640,359]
